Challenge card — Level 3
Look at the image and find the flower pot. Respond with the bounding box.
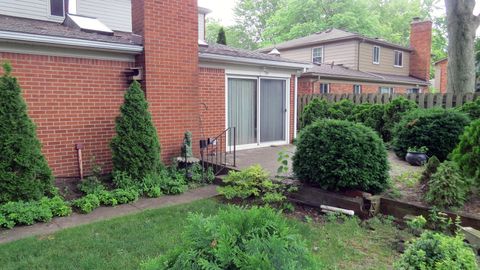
[405,152,428,166]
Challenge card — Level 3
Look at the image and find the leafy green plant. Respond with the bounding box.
[420,156,441,186]
[328,99,355,120]
[276,149,291,176]
[424,161,471,209]
[382,96,418,142]
[140,173,163,198]
[394,231,478,270]
[94,190,118,206]
[0,196,71,228]
[427,209,455,234]
[451,119,480,186]
[293,119,389,194]
[184,163,215,185]
[351,103,386,135]
[141,206,318,270]
[218,165,293,205]
[392,108,470,161]
[72,194,100,214]
[299,97,331,128]
[458,97,480,119]
[0,62,54,203]
[159,169,188,195]
[78,176,106,195]
[407,146,428,153]
[110,81,163,182]
[111,189,139,204]
[406,215,427,235]
[112,171,136,190]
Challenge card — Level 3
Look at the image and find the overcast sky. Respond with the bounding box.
[198,0,480,34]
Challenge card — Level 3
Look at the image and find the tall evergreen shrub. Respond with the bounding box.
[0,62,54,203]
[382,96,418,141]
[111,81,162,182]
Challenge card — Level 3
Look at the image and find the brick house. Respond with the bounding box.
[434,58,448,93]
[0,0,308,178]
[258,18,432,95]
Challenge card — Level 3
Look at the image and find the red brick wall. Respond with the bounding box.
[409,20,432,82]
[0,52,133,177]
[199,67,225,139]
[133,0,200,162]
[437,60,448,93]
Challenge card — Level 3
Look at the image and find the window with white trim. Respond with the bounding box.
[379,86,394,94]
[50,0,65,17]
[353,84,362,94]
[373,46,380,64]
[312,47,323,64]
[320,83,329,94]
[407,88,421,94]
[394,51,403,67]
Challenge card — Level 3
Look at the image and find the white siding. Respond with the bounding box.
[0,0,64,23]
[76,0,131,32]
[198,13,205,41]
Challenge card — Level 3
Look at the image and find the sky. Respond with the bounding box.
[198,0,480,33]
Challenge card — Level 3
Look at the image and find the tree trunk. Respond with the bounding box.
[445,0,480,93]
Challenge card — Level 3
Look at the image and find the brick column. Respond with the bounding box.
[409,19,432,82]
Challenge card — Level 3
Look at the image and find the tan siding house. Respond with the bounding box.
[358,42,410,76]
[0,0,65,23]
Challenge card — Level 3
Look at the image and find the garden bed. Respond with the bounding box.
[385,151,480,218]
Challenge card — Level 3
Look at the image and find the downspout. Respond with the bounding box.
[75,143,84,180]
[294,74,298,138]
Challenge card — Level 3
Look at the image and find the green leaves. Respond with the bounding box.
[0,62,54,203]
[451,119,480,187]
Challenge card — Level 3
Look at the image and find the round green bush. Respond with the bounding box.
[382,96,418,141]
[451,119,480,186]
[424,161,471,208]
[299,97,330,128]
[351,103,386,135]
[394,231,478,270]
[293,119,389,193]
[458,97,480,119]
[141,206,319,270]
[328,99,355,120]
[392,108,470,161]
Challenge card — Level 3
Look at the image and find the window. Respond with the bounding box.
[353,84,362,94]
[394,51,403,67]
[320,83,329,94]
[312,47,323,64]
[407,88,421,94]
[373,46,380,64]
[379,87,394,94]
[50,0,64,17]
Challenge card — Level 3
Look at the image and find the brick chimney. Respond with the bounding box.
[409,17,432,82]
[132,0,200,162]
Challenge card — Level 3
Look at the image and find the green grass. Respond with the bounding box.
[0,199,406,270]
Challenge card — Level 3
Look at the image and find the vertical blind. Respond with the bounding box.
[228,78,257,145]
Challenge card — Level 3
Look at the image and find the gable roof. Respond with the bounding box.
[258,28,411,53]
[199,43,310,69]
[303,63,428,86]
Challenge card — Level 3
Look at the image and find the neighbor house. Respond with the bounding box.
[258,18,432,94]
[0,0,308,178]
[434,58,448,93]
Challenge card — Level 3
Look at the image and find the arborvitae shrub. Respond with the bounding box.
[351,103,386,135]
[451,119,480,186]
[111,81,162,182]
[424,161,470,208]
[392,108,470,161]
[394,231,478,270]
[0,62,54,203]
[458,97,480,119]
[382,96,418,141]
[299,97,331,128]
[328,99,355,120]
[293,119,389,193]
[141,206,319,270]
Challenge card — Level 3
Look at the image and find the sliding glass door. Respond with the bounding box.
[228,77,288,148]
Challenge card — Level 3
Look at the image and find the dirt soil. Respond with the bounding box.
[385,151,480,218]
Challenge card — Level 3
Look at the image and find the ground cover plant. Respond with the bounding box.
[0,63,54,203]
[0,199,413,270]
[293,119,389,193]
[392,108,470,161]
[142,206,319,270]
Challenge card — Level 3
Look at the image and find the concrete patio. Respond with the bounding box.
[230,144,295,176]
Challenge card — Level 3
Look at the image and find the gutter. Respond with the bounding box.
[0,31,143,54]
[301,72,429,86]
[199,53,311,69]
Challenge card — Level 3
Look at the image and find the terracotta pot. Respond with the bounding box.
[405,152,428,166]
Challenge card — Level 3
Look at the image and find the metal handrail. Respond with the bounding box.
[200,127,236,176]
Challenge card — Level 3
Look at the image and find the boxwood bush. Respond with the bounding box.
[299,97,330,128]
[392,108,470,161]
[458,97,480,119]
[451,119,480,186]
[328,99,355,120]
[351,103,386,135]
[394,231,478,269]
[293,119,389,193]
[382,96,418,141]
[141,206,318,270]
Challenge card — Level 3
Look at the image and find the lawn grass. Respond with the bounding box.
[0,199,405,270]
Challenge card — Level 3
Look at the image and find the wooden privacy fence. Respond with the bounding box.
[298,93,480,120]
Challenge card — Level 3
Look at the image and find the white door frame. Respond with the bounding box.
[225,74,290,151]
